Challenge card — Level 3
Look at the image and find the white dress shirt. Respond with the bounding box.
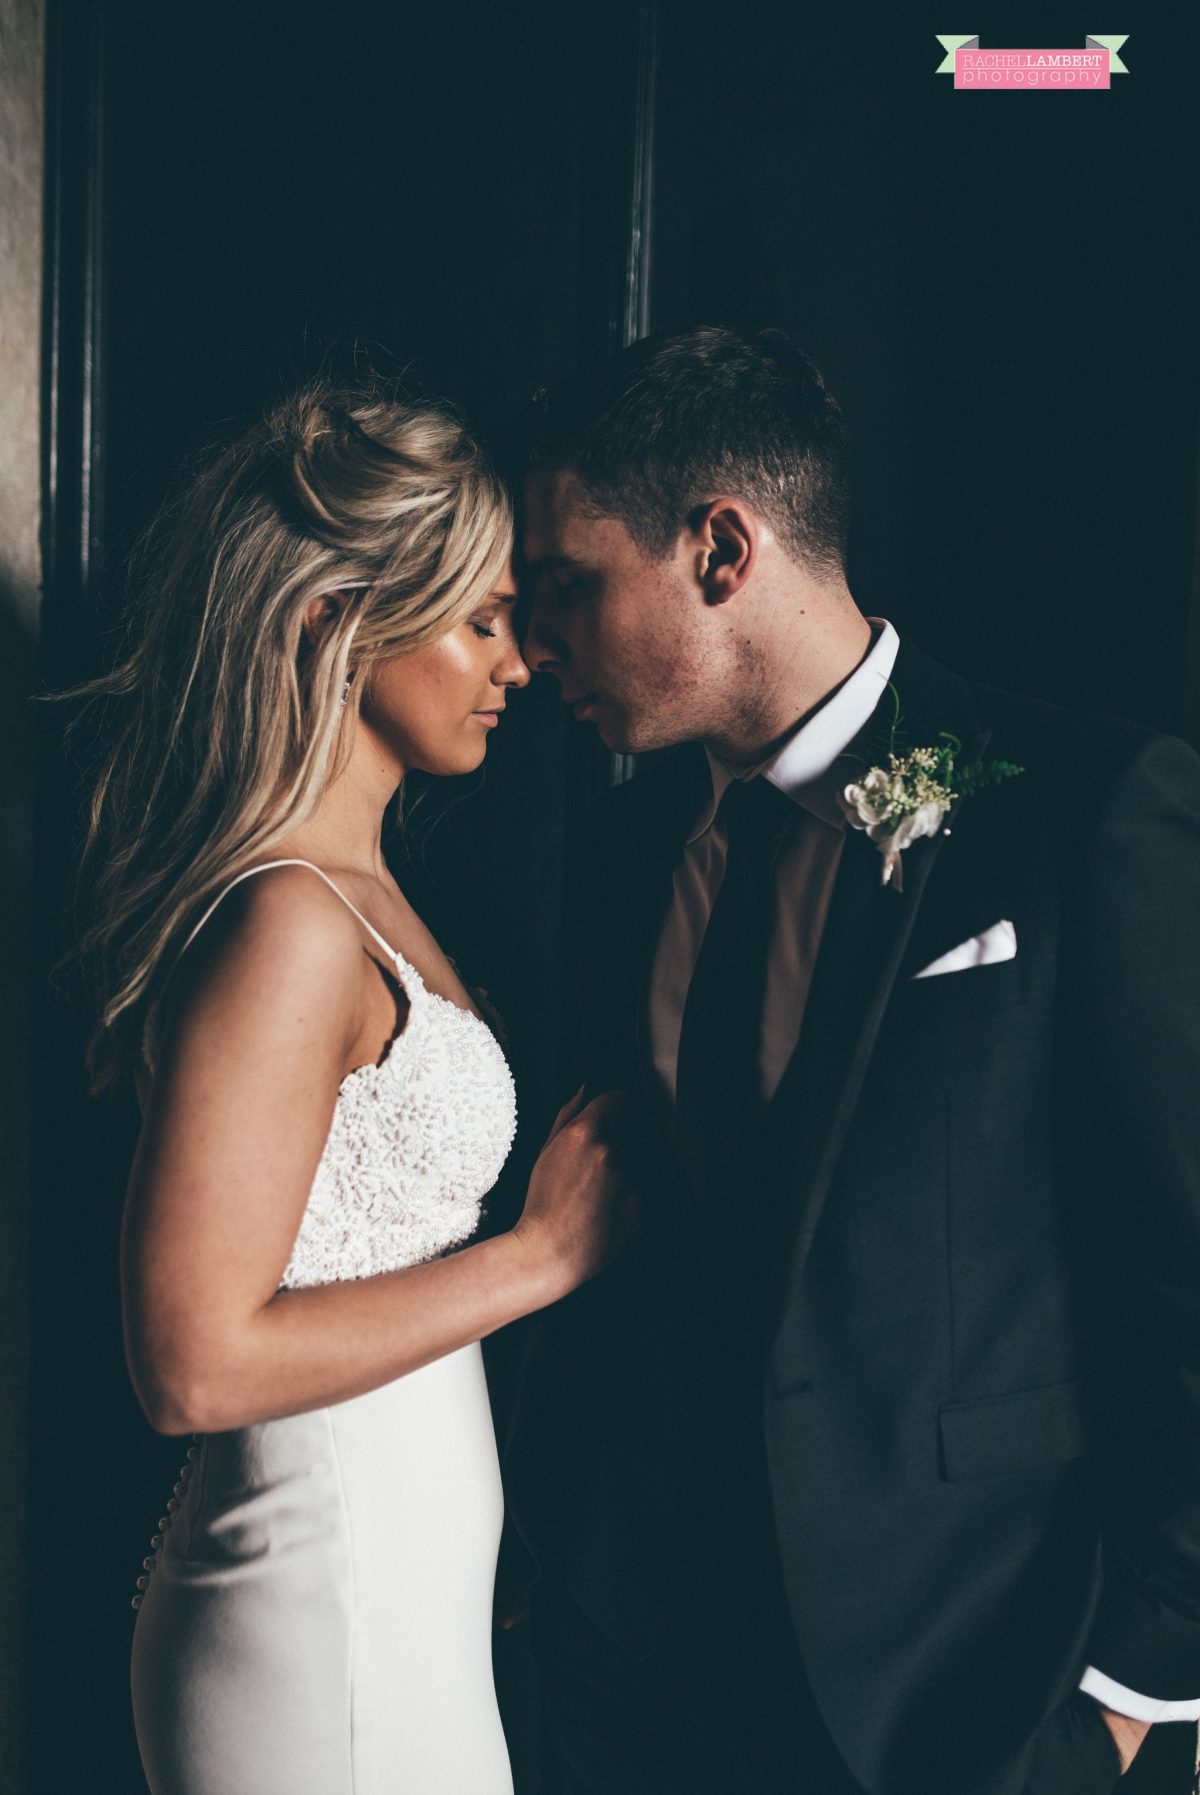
[649,618,899,1104]
[647,615,1195,1727]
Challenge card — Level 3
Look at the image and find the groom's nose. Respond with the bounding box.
[520,597,568,677]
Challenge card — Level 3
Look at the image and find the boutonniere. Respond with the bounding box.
[838,684,1023,891]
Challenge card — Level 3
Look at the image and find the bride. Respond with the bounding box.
[68,380,634,1794]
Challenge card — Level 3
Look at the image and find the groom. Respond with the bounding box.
[504,326,1200,1794]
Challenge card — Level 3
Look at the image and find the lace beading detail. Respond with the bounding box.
[280,962,517,1288]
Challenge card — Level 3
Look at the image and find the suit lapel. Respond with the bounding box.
[762,643,993,1311]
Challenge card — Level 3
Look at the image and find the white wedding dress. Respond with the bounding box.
[130,860,519,1795]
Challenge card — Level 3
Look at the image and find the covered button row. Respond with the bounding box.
[131,1441,200,1611]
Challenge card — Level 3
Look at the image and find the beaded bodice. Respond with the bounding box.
[141,859,518,1288]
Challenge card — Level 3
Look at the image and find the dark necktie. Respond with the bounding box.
[670,772,799,1597]
[674,772,797,1180]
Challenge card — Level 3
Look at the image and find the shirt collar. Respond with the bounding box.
[688,617,901,844]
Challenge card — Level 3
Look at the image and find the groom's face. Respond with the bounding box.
[521,465,709,754]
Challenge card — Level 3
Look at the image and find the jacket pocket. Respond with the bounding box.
[891,955,1024,1026]
[938,1378,1088,1481]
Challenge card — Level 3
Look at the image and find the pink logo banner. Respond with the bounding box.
[936,36,1129,90]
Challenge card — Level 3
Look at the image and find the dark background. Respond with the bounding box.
[31,2,1200,1789]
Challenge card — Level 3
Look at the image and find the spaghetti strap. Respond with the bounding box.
[180,859,405,968]
[142,860,414,1078]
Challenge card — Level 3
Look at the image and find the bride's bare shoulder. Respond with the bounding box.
[151,864,368,1078]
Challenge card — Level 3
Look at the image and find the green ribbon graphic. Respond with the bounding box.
[936,35,978,73]
[1086,35,1129,73]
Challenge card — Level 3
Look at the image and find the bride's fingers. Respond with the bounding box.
[582,1088,630,1123]
[496,1591,529,1630]
[545,1082,588,1142]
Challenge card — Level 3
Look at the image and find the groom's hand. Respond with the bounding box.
[1094,1703,1151,1773]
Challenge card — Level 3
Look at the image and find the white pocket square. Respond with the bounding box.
[912,919,1017,980]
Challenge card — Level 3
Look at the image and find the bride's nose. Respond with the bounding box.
[496,639,532,689]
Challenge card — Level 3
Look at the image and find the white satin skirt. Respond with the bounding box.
[131,1344,514,1795]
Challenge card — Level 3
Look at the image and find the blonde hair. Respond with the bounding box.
[65,377,512,1092]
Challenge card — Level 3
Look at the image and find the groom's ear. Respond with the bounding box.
[690,498,758,606]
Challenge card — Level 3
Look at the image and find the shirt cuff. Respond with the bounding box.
[1080,1664,1200,1723]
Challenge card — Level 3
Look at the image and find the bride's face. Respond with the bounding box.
[360,563,530,777]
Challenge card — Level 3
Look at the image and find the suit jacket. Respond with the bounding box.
[504,641,1200,1794]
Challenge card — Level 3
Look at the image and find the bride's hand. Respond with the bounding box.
[512,1085,641,1297]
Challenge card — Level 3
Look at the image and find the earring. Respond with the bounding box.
[340,676,352,707]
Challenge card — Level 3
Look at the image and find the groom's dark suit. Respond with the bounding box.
[506,638,1200,1795]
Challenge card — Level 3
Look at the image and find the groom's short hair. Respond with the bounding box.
[519,325,849,574]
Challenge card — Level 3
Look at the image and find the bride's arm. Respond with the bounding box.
[123,870,623,1436]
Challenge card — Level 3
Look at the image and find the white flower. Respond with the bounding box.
[839,753,956,890]
[840,767,894,829]
[875,798,945,855]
